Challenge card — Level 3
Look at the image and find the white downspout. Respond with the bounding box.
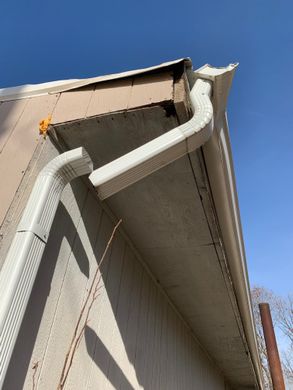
[0,147,93,388]
[89,78,213,199]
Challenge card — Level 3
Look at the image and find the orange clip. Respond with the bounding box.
[39,115,52,138]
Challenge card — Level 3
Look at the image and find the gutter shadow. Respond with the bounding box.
[84,326,135,390]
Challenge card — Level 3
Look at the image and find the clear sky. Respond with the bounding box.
[1,0,292,296]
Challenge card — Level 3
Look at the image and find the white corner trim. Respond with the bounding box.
[0,147,93,388]
[89,78,213,200]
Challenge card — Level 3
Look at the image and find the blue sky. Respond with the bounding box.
[1,0,292,296]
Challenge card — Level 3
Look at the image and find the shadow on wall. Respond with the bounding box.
[4,178,181,390]
[3,181,91,389]
[3,180,148,390]
[85,326,135,390]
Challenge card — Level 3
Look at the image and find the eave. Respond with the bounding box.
[0,59,263,389]
[47,60,262,389]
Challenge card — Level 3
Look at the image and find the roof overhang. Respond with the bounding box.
[46,59,262,388]
[0,58,262,388]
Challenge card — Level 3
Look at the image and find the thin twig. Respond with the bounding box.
[57,219,122,389]
[32,361,39,390]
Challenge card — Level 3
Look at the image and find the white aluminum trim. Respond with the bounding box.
[89,78,213,200]
[0,147,93,388]
[203,116,263,389]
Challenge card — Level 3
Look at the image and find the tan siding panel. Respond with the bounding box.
[86,79,132,117]
[0,94,59,226]
[0,99,28,152]
[54,73,173,122]
[127,73,173,109]
[52,87,94,124]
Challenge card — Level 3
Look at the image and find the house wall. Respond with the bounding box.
[2,140,227,390]
[0,71,173,231]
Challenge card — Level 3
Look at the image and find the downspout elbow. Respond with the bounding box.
[89,78,213,199]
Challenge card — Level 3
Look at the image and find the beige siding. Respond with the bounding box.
[127,73,173,109]
[3,140,225,390]
[0,71,173,228]
[0,94,59,227]
[51,72,174,125]
[0,99,28,152]
[51,86,94,124]
[86,79,132,117]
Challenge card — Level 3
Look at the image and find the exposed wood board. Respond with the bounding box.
[127,72,173,109]
[0,99,28,152]
[51,86,94,124]
[0,94,59,226]
[173,72,192,124]
[86,79,132,117]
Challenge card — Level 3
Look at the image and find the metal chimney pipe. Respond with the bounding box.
[259,303,285,390]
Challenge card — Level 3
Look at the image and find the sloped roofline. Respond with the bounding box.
[0,58,192,102]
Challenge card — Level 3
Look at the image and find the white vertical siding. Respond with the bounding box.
[3,159,226,390]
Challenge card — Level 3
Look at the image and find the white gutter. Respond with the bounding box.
[89,78,213,199]
[0,147,93,388]
[194,65,263,389]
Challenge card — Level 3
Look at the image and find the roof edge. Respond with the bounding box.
[0,58,191,102]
